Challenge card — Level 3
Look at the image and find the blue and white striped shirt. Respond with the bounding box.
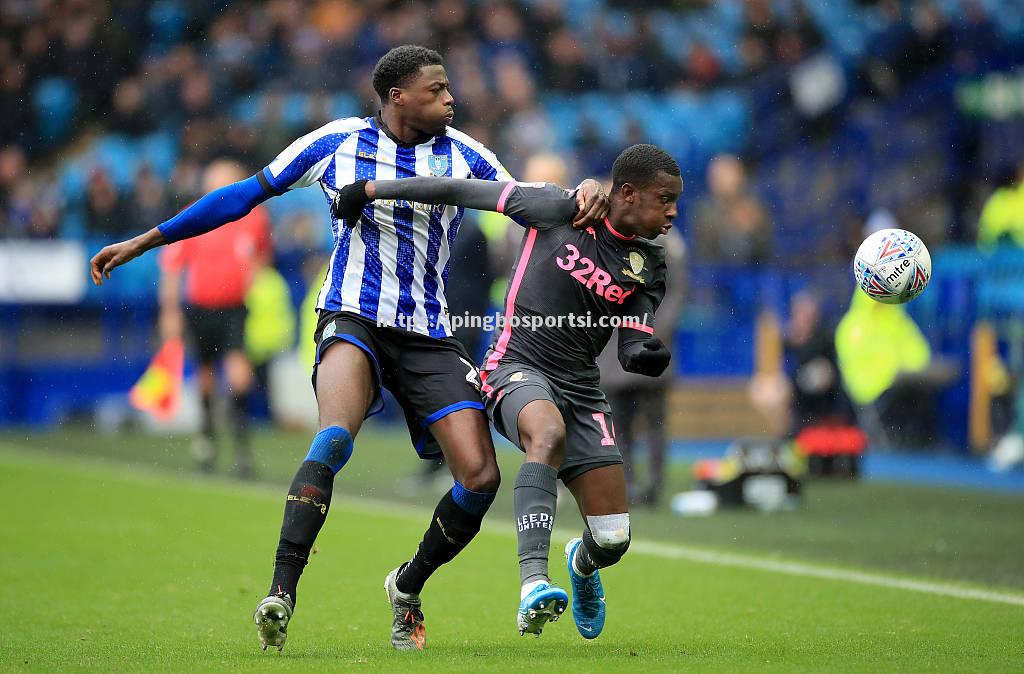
[262,116,511,338]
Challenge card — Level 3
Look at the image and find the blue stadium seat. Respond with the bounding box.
[539,95,582,148]
[33,77,78,143]
[94,135,138,190]
[232,92,264,124]
[147,0,190,45]
[283,92,310,128]
[580,93,627,147]
[331,93,359,120]
[137,132,179,180]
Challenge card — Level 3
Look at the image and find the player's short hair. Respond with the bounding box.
[372,45,444,102]
[611,144,680,193]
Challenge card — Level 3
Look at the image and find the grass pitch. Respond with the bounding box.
[2,432,1023,672]
[8,425,1024,589]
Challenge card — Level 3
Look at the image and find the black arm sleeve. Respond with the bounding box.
[372,178,577,229]
[373,177,508,211]
[498,182,578,229]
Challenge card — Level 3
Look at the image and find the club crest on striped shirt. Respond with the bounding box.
[428,154,449,176]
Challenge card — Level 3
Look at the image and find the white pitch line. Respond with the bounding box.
[4,445,1024,608]
[481,512,1024,608]
[628,540,1024,608]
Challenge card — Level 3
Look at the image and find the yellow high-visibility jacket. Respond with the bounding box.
[978,183,1024,249]
[244,266,296,366]
[835,291,931,405]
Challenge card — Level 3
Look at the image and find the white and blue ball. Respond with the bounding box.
[853,228,931,304]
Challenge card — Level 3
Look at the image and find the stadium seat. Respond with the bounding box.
[33,77,78,143]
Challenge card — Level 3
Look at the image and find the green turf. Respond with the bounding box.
[6,425,1024,590]
[2,447,1023,673]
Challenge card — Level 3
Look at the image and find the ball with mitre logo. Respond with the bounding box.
[853,228,931,305]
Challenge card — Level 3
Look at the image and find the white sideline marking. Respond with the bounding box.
[4,445,1024,608]
[629,540,1024,608]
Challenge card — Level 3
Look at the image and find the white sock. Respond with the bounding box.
[520,578,548,600]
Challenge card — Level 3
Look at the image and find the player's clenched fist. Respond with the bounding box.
[331,179,371,227]
[621,337,671,377]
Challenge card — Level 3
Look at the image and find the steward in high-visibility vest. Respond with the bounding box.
[835,290,931,406]
[978,179,1024,250]
[299,264,330,373]
[245,265,297,366]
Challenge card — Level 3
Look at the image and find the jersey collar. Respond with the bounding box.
[372,111,439,148]
[604,216,635,241]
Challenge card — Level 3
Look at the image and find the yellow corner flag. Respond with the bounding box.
[129,338,184,421]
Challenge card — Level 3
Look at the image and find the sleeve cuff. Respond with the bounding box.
[259,167,284,195]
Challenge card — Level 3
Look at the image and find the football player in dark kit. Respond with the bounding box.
[333,143,681,640]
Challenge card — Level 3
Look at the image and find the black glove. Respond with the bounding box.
[331,179,369,227]
[622,337,671,377]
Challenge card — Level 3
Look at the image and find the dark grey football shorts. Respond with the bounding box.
[482,361,622,483]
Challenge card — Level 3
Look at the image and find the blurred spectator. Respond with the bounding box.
[691,154,773,265]
[480,152,570,307]
[129,165,169,233]
[0,145,27,237]
[597,13,673,92]
[784,291,853,430]
[599,228,686,507]
[446,212,495,362]
[835,290,955,448]
[683,42,722,90]
[977,163,1024,250]
[976,162,1024,471]
[541,27,596,92]
[158,158,272,478]
[244,262,297,424]
[84,168,131,237]
[110,78,155,136]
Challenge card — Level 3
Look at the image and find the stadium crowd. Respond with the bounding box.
[1,0,1020,252]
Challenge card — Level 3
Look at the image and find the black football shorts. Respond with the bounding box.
[184,305,247,365]
[482,361,622,482]
[312,310,485,458]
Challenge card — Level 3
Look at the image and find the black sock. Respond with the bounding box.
[574,526,629,576]
[200,391,215,438]
[396,490,485,594]
[231,392,251,458]
[269,460,334,604]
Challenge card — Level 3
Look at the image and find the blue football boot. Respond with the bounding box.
[517,582,568,636]
[565,537,606,639]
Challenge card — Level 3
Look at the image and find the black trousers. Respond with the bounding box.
[607,386,668,501]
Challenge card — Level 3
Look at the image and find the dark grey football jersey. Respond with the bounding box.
[481,183,667,385]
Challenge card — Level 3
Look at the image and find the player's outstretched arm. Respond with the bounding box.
[332,178,577,230]
[89,174,272,286]
[333,178,508,222]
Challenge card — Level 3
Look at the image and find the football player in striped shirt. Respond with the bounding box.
[331,143,681,640]
[90,45,609,652]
